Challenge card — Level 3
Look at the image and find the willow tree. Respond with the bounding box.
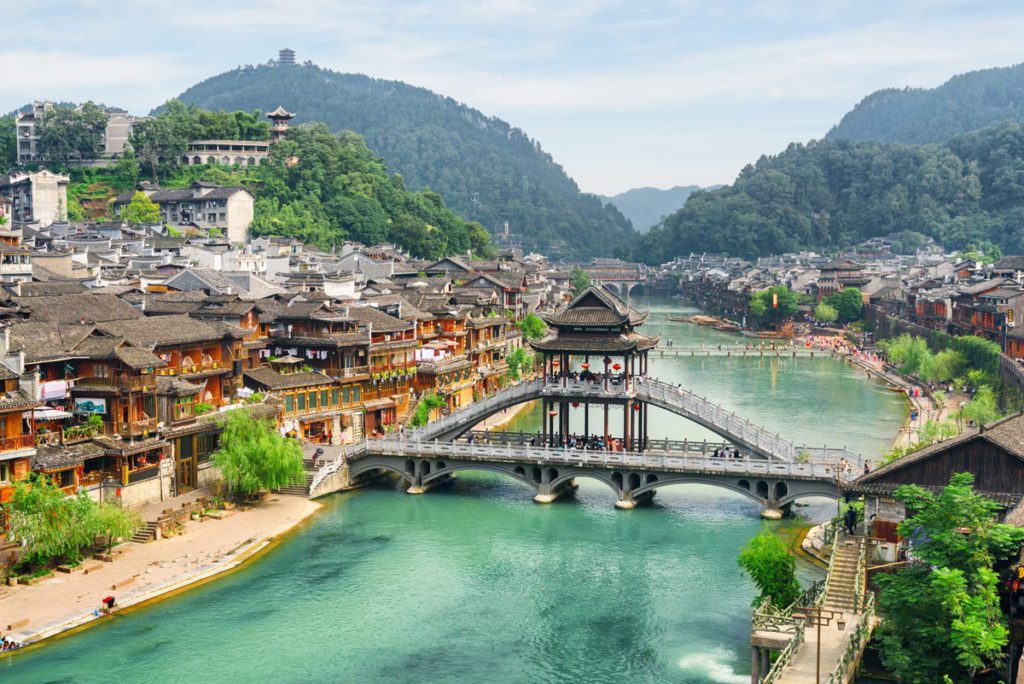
[212,409,305,497]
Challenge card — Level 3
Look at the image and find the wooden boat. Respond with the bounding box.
[666,315,691,322]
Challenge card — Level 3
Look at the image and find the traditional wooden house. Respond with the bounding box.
[243,362,363,444]
[845,413,1024,547]
[94,314,246,408]
[348,304,417,431]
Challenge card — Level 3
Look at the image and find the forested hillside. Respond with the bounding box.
[634,120,1024,263]
[64,103,494,259]
[168,62,635,258]
[601,185,706,232]
[827,62,1024,144]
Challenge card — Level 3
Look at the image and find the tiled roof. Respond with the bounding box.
[243,367,333,390]
[12,293,143,324]
[96,314,245,348]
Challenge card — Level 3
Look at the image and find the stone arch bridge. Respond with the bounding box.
[309,439,850,517]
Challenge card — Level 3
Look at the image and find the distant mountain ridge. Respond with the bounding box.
[827,62,1024,144]
[601,185,716,232]
[167,62,635,258]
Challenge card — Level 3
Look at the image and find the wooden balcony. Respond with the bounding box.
[0,434,35,453]
[75,375,154,392]
[114,417,158,437]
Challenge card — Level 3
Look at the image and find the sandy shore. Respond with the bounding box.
[0,493,319,649]
[475,398,535,431]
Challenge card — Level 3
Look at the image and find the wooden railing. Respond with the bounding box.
[0,434,35,452]
[826,592,875,684]
[116,418,158,437]
[75,375,154,392]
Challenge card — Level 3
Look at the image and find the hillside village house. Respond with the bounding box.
[0,170,70,227]
[113,182,255,243]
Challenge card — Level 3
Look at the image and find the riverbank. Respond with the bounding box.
[1,492,319,653]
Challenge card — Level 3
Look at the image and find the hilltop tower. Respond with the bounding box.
[267,106,296,143]
[278,48,296,66]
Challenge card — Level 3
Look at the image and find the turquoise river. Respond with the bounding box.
[1,297,906,683]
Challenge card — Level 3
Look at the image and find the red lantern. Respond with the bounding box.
[613,363,622,371]
[633,403,641,411]
[572,402,580,408]
[581,362,589,370]
[548,409,558,417]
[551,359,560,366]
[603,357,612,364]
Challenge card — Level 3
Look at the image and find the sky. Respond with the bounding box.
[5,1,1024,195]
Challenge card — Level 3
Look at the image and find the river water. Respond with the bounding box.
[1,297,905,684]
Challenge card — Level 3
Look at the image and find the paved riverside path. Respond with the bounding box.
[776,615,864,683]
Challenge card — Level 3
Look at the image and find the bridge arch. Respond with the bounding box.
[630,474,773,507]
[349,461,414,484]
[777,488,840,508]
[548,470,620,498]
[421,462,538,490]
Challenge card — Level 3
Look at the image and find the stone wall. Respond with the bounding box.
[197,461,221,489]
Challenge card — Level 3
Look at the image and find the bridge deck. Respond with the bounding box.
[332,438,853,482]
[411,377,858,462]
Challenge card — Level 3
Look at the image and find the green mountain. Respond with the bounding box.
[601,185,709,233]
[166,62,635,258]
[634,119,1024,264]
[826,62,1024,144]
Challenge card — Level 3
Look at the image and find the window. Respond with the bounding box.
[342,387,349,404]
[306,391,316,409]
[331,389,339,406]
[297,393,306,411]
[175,397,194,419]
[285,394,294,413]
[353,386,361,402]
[321,390,329,407]
[0,460,10,483]
[197,432,218,461]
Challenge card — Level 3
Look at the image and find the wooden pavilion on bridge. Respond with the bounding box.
[531,285,659,450]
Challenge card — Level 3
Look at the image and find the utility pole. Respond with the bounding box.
[793,606,844,683]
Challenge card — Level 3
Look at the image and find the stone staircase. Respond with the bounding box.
[275,458,320,497]
[823,537,863,614]
[130,521,160,544]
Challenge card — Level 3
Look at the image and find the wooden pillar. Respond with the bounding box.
[630,400,636,451]
[642,401,648,451]
[623,400,630,451]
[604,403,609,450]
[542,399,548,446]
[561,401,569,443]
[584,401,590,439]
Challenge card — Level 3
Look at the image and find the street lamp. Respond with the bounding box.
[792,606,844,683]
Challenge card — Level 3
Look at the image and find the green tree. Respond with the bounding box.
[813,302,838,324]
[920,349,965,384]
[113,146,140,189]
[876,473,1024,682]
[519,313,546,340]
[9,475,100,567]
[737,528,801,608]
[960,385,999,427]
[570,267,591,296]
[749,286,798,324]
[505,347,534,381]
[212,409,306,497]
[0,115,15,169]
[88,501,140,555]
[881,334,933,376]
[121,191,161,225]
[37,102,108,165]
[411,393,446,427]
[825,288,864,323]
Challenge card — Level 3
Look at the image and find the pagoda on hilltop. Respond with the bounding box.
[267,106,296,143]
[530,285,659,451]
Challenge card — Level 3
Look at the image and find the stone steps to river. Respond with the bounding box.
[130,521,160,544]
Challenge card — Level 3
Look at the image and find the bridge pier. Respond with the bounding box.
[534,476,577,504]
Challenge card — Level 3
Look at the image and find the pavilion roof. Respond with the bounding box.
[541,284,647,328]
[529,332,659,354]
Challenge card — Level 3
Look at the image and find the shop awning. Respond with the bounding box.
[23,408,74,421]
